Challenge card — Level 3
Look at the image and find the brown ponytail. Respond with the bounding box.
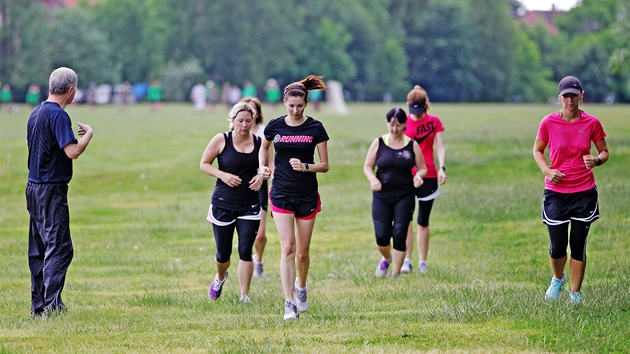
[283,75,328,102]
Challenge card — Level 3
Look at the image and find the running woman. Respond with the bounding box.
[258,75,329,320]
[533,76,609,304]
[364,107,427,278]
[402,85,446,274]
[201,102,264,303]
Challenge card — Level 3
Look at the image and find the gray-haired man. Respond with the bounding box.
[26,67,93,317]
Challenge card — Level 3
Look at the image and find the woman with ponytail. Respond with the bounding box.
[258,75,329,320]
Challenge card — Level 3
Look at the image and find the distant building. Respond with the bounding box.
[513,4,567,35]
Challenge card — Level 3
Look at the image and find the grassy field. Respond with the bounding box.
[1,101,629,353]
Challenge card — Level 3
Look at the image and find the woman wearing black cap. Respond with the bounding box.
[533,76,609,304]
[402,85,447,274]
[364,107,427,278]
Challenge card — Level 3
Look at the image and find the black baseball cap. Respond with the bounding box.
[408,102,426,114]
[558,76,583,96]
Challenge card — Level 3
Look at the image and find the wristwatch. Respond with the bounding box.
[441,166,446,171]
[303,163,309,172]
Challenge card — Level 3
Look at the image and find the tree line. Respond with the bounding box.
[1,0,629,103]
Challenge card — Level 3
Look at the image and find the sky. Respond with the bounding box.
[519,0,580,11]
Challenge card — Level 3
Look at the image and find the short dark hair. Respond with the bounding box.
[386,107,407,124]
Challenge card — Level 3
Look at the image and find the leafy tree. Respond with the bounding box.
[510,26,555,102]
[93,0,149,83]
[610,0,630,75]
[162,59,204,101]
[47,7,118,86]
[0,0,50,87]
[303,0,408,101]
[143,0,179,80]
[556,0,618,36]
[300,17,356,84]
[399,1,480,102]
[468,0,517,101]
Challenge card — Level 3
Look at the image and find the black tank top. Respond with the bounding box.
[212,132,261,211]
[374,136,415,199]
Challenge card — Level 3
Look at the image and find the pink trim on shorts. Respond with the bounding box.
[269,192,321,220]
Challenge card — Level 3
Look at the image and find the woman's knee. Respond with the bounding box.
[296,251,309,262]
[281,242,296,256]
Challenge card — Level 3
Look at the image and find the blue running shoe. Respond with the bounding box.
[569,291,581,304]
[544,273,566,300]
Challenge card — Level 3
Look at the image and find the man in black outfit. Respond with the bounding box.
[26,67,93,317]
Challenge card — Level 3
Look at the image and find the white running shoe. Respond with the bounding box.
[239,295,250,303]
[283,300,299,320]
[253,254,265,279]
[418,261,428,274]
[294,279,308,313]
[401,259,413,274]
[375,258,390,278]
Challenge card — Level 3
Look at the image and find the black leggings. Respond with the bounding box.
[213,218,259,263]
[372,194,415,252]
[416,199,434,227]
[547,220,591,261]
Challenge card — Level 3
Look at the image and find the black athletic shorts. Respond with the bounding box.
[206,204,261,225]
[269,190,321,220]
[542,187,599,226]
[414,178,440,201]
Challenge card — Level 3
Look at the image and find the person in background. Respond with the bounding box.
[364,107,426,279]
[533,76,609,304]
[147,81,163,112]
[191,82,207,112]
[85,82,97,111]
[206,80,218,110]
[26,67,93,317]
[309,89,323,111]
[1,83,15,112]
[401,85,447,274]
[265,78,281,110]
[200,102,264,303]
[26,85,41,108]
[242,80,257,98]
[239,96,272,279]
[258,75,329,320]
[117,81,134,112]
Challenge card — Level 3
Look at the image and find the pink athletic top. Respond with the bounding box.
[537,110,606,193]
[404,114,444,178]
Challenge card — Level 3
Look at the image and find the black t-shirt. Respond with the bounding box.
[212,132,262,211]
[26,102,78,183]
[264,116,329,196]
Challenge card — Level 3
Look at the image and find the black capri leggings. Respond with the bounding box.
[372,193,415,252]
[213,218,259,263]
[416,199,434,227]
[547,220,591,262]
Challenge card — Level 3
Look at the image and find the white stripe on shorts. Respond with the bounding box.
[206,204,262,226]
[417,188,440,202]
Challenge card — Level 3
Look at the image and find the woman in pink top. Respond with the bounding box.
[533,76,609,304]
[402,86,447,274]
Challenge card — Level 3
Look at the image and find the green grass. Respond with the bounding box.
[1,102,629,353]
